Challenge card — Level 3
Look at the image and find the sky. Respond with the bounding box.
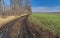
[3,0,60,12]
[30,0,60,12]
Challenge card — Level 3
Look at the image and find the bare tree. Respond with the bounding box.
[10,0,14,16]
[2,0,5,18]
[24,0,32,14]
[0,0,2,16]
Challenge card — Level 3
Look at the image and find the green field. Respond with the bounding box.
[29,14,60,35]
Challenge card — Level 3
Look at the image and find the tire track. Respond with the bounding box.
[18,17,33,38]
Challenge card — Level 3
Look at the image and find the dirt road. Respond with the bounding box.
[0,14,29,38]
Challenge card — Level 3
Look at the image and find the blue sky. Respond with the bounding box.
[30,0,60,12]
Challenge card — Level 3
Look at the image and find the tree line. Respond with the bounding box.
[0,0,31,18]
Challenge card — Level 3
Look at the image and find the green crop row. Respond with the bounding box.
[29,13,60,35]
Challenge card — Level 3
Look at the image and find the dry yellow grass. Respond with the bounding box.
[0,14,28,28]
[0,16,18,27]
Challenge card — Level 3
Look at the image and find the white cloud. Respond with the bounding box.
[31,6,60,12]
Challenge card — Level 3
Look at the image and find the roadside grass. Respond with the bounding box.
[28,13,60,35]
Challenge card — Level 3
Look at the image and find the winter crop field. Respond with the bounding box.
[29,13,60,35]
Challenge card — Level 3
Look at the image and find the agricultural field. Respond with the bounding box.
[29,13,60,35]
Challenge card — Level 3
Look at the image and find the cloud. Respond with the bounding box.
[31,6,60,12]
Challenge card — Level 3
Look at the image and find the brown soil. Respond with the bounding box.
[25,21,60,38]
